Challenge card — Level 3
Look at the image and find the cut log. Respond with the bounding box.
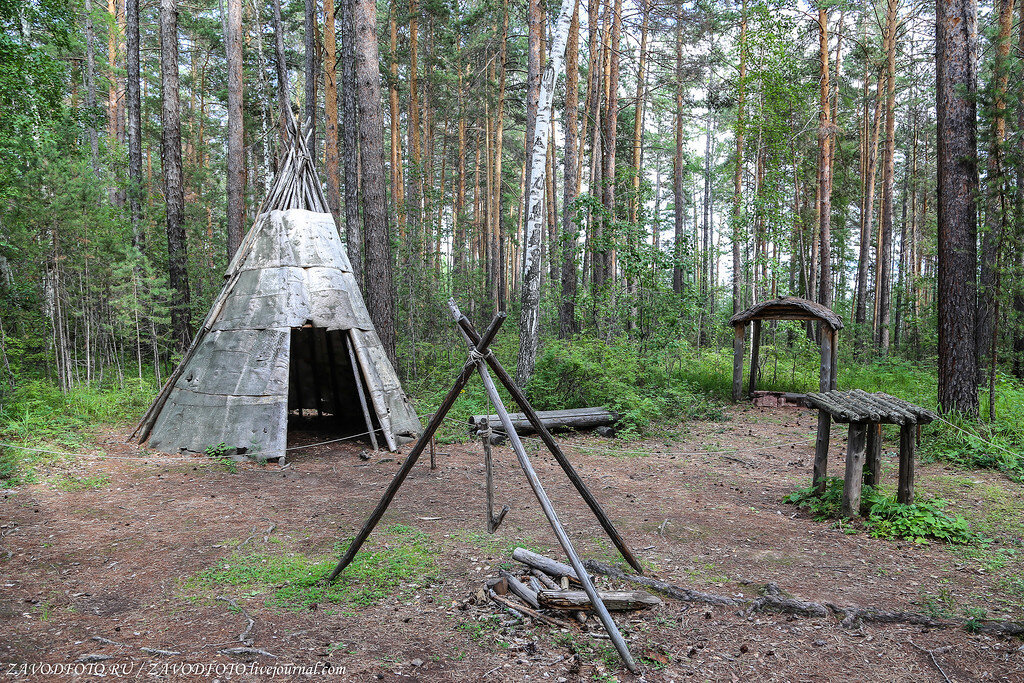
[469,407,618,435]
[532,569,560,590]
[512,548,585,583]
[488,589,567,627]
[538,589,662,612]
[499,569,540,609]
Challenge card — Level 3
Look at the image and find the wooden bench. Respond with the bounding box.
[805,390,937,517]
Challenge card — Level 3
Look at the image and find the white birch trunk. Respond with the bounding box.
[515,0,575,387]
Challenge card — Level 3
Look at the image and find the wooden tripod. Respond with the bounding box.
[326,301,642,672]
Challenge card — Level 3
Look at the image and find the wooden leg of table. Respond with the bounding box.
[842,422,868,518]
[813,412,831,496]
[898,423,916,504]
[863,423,881,489]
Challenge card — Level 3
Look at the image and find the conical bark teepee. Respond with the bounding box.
[132,120,420,460]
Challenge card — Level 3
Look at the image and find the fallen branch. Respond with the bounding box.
[91,636,124,647]
[217,595,255,645]
[745,583,828,618]
[140,647,182,656]
[218,647,277,658]
[583,559,744,607]
[909,641,953,683]
[585,559,1024,637]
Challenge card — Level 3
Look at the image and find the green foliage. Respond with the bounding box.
[526,336,724,435]
[54,473,110,492]
[188,525,437,611]
[0,377,157,487]
[203,442,237,473]
[840,358,1024,481]
[784,478,983,545]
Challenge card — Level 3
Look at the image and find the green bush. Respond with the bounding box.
[526,336,723,434]
[783,477,983,545]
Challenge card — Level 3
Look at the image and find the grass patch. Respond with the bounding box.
[187,524,437,610]
[54,473,110,491]
[784,477,984,545]
[0,377,158,487]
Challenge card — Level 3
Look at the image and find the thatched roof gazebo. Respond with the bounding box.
[727,296,843,402]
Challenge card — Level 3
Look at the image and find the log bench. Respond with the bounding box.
[805,390,937,517]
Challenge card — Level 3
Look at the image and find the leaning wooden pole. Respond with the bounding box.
[458,317,638,672]
[325,314,506,582]
[450,300,643,575]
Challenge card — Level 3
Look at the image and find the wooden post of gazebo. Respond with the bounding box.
[729,296,843,403]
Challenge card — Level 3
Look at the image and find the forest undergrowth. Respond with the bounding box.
[2,333,1023,488]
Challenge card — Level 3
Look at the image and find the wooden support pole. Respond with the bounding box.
[749,319,761,395]
[819,324,834,393]
[830,329,839,389]
[451,301,643,576]
[732,323,746,402]
[326,313,506,583]
[345,331,379,452]
[464,326,638,673]
[813,411,831,496]
[863,422,882,488]
[898,423,916,504]
[842,422,868,518]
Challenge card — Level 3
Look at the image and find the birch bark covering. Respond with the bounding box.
[936,0,979,416]
[515,0,576,388]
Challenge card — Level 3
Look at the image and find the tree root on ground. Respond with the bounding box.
[583,559,1024,638]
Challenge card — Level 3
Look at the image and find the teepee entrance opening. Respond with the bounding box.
[287,325,381,449]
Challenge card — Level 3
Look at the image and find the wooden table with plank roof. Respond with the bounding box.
[804,389,938,518]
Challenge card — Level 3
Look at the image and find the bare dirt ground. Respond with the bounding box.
[2,404,1023,681]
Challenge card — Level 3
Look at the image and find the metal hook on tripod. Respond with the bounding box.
[479,419,510,533]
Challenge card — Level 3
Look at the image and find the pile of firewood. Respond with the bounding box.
[479,548,661,628]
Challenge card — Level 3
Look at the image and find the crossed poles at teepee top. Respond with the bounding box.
[326,300,642,673]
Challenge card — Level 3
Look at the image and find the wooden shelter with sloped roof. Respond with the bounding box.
[131,119,421,461]
[727,296,843,402]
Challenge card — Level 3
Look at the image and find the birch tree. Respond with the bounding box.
[515,0,577,388]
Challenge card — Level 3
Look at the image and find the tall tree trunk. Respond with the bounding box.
[600,0,621,294]
[352,0,395,362]
[272,0,290,142]
[304,0,318,152]
[936,0,979,416]
[876,0,899,352]
[324,0,340,224]
[340,0,362,282]
[976,0,1013,377]
[455,62,467,279]
[126,0,144,250]
[731,0,747,314]
[559,0,580,339]
[672,5,685,296]
[816,5,832,309]
[516,0,576,387]
[494,1,508,310]
[160,0,191,350]
[85,0,100,173]
[855,68,883,349]
[388,2,404,232]
[524,0,543,276]
[225,0,244,260]
[407,0,422,240]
